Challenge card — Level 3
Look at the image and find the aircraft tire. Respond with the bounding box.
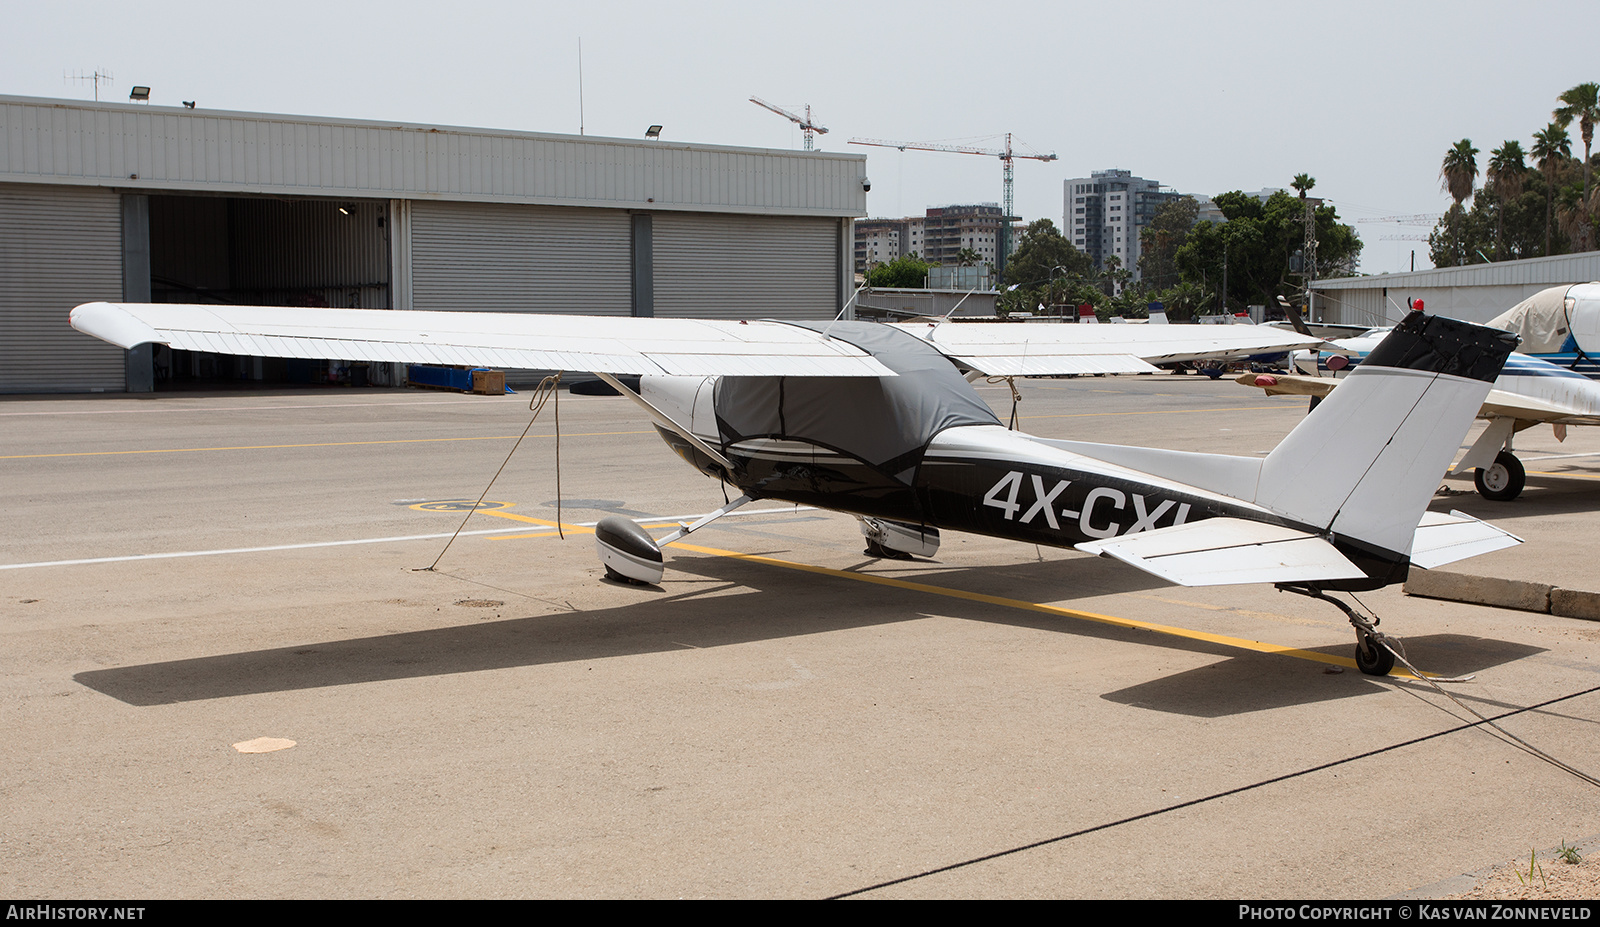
[1355,634,1396,676]
[1474,451,1526,502]
[863,539,914,561]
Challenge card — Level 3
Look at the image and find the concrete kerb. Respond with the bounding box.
[1404,569,1600,621]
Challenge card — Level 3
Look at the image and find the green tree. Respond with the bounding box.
[1154,281,1209,321]
[1554,82,1599,248]
[1440,139,1479,259]
[865,253,930,288]
[999,219,1092,316]
[1173,188,1361,316]
[1531,123,1572,255]
[1487,141,1527,259]
[1440,139,1479,207]
[1099,255,1133,299]
[1137,196,1199,290]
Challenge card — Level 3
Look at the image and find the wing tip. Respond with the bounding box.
[70,302,166,349]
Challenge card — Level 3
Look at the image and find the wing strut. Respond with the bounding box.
[593,372,736,474]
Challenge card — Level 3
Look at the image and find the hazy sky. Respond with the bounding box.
[6,0,1596,274]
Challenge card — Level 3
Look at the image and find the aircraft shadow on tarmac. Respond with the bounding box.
[77,537,1553,715]
[1445,472,1600,517]
[1100,634,1549,718]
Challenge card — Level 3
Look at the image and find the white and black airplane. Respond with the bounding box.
[70,302,1523,676]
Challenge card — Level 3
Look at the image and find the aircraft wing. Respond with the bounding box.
[69,302,898,378]
[891,321,1327,377]
[1236,373,1600,426]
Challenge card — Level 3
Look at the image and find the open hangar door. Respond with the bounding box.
[147,194,391,388]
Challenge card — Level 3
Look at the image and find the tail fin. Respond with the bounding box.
[1252,311,1516,581]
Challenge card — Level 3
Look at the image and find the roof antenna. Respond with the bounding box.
[577,38,585,136]
[65,68,114,102]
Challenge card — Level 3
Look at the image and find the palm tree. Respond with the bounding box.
[1554,83,1599,210]
[1440,139,1479,206]
[1487,141,1527,259]
[1531,123,1572,255]
[1291,173,1316,197]
[1440,140,1478,260]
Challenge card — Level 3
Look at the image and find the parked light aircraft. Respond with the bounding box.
[71,302,1523,676]
[1485,283,1600,377]
[1246,310,1600,502]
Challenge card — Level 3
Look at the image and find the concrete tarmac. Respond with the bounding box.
[3,373,1599,899]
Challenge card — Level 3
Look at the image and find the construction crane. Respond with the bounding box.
[1357,213,1442,226]
[749,96,828,151]
[848,134,1057,274]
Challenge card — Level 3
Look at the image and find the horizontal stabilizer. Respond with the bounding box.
[1409,510,1523,569]
[1075,518,1366,587]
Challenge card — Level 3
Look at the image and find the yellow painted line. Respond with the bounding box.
[0,430,653,460]
[468,509,1402,676]
[1527,469,1600,481]
[659,539,1406,676]
[490,521,680,540]
[474,508,596,534]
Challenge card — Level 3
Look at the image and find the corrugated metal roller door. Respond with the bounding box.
[654,213,836,320]
[0,184,125,392]
[410,201,632,314]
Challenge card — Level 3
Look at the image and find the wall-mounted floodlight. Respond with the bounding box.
[129,86,150,101]
[645,125,662,139]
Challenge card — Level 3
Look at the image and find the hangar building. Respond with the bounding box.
[0,95,868,393]
[1311,252,1600,328]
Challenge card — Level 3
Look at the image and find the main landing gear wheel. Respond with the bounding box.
[863,538,915,560]
[1474,450,1526,502]
[1355,631,1396,677]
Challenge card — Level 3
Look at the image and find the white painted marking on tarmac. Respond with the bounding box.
[1520,451,1600,462]
[233,737,296,753]
[0,506,818,571]
[0,397,500,417]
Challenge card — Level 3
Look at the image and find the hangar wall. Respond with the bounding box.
[0,95,867,393]
[1312,252,1600,327]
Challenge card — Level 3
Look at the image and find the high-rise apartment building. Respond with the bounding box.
[854,204,1013,273]
[1062,169,1179,286]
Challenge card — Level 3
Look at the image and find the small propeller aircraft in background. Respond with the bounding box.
[71,302,1522,676]
[1244,292,1600,501]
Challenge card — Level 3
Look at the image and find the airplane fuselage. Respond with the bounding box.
[641,374,1362,571]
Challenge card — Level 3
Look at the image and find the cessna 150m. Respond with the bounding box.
[71,302,1522,676]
